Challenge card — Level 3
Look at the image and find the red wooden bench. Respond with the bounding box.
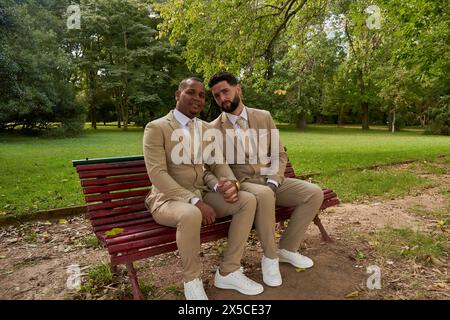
[72,155,339,300]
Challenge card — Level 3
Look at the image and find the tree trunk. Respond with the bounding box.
[296,111,307,131]
[117,107,122,128]
[391,110,396,133]
[357,69,370,130]
[338,106,344,127]
[90,105,97,129]
[362,101,369,130]
[122,101,129,131]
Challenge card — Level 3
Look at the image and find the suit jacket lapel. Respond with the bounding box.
[167,110,193,162]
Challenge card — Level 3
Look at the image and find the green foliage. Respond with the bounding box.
[80,235,102,249]
[71,0,190,130]
[0,0,83,133]
[157,0,449,132]
[80,262,114,294]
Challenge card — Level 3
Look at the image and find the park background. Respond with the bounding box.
[0,0,449,300]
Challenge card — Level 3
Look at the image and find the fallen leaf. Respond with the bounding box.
[105,228,124,237]
[295,268,306,272]
[345,291,359,299]
[0,256,6,259]
[429,257,444,267]
[58,219,67,225]
[434,282,447,289]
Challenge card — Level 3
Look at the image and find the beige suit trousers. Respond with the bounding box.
[152,191,256,282]
[241,178,323,258]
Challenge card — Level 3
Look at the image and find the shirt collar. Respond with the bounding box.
[173,108,195,127]
[225,106,248,125]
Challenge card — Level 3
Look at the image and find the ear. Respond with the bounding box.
[236,84,242,97]
[175,90,181,101]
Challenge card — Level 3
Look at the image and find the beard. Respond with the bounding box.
[220,94,241,114]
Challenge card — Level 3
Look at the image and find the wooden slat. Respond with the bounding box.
[89,203,147,219]
[321,198,340,210]
[78,166,148,179]
[83,180,151,195]
[87,196,146,212]
[108,222,232,255]
[108,233,176,254]
[97,222,160,240]
[85,189,149,203]
[111,242,178,266]
[76,159,145,172]
[105,225,175,246]
[82,174,150,187]
[91,210,149,227]
[94,216,154,233]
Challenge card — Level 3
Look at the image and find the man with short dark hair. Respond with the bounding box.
[143,77,263,300]
[208,71,324,287]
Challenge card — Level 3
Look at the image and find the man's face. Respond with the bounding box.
[211,81,241,114]
[175,79,206,118]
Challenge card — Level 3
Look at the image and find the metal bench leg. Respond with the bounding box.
[313,213,334,243]
[126,262,144,300]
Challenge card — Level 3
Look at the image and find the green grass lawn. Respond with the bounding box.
[1,124,449,218]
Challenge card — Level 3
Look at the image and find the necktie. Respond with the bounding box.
[236,117,247,130]
[235,117,249,158]
[187,119,201,162]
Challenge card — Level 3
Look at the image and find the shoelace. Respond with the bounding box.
[264,259,279,274]
[231,268,258,287]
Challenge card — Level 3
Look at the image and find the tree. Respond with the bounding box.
[71,0,189,129]
[0,0,84,134]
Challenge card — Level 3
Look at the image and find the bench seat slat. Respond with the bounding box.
[96,222,160,240]
[321,198,340,210]
[89,202,147,219]
[108,233,177,254]
[91,211,151,227]
[111,242,179,266]
[108,222,233,255]
[94,216,155,233]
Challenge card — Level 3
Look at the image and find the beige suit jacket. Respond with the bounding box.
[143,110,236,213]
[209,107,288,185]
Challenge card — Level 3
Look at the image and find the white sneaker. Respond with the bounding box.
[278,249,314,269]
[184,278,208,300]
[214,268,264,295]
[261,256,282,287]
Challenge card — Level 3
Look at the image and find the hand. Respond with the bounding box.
[195,201,216,225]
[217,177,238,203]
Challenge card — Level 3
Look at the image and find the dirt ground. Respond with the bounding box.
[0,162,449,300]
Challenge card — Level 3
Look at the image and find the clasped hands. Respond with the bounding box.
[195,177,239,226]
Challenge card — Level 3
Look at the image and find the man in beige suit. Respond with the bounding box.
[143,77,264,300]
[208,72,324,287]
